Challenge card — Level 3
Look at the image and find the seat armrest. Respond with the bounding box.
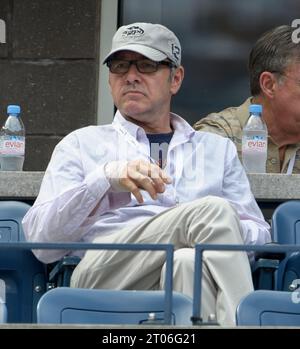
[252,243,285,290]
[254,242,286,261]
[48,256,81,287]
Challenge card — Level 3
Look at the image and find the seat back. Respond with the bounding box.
[0,302,7,323]
[0,201,47,323]
[236,290,300,326]
[271,200,300,291]
[279,252,300,291]
[37,287,192,325]
[0,278,7,323]
[272,200,300,245]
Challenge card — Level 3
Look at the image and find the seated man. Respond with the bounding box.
[22,22,270,326]
[194,25,300,174]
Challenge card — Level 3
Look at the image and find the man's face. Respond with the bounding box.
[107,51,183,123]
[272,62,300,135]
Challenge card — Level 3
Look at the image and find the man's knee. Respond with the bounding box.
[189,195,237,217]
[174,248,195,265]
[161,248,194,278]
[160,248,195,293]
[173,248,195,276]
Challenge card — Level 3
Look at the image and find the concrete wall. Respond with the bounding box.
[0,0,101,170]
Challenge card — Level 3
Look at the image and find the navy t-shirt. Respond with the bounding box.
[146,132,174,168]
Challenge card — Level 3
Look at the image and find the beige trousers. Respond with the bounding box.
[71,196,253,326]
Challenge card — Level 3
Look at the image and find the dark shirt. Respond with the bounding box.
[146,132,174,168]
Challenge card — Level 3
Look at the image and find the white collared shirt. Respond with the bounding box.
[23,111,271,263]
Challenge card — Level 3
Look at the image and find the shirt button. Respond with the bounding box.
[270,158,277,164]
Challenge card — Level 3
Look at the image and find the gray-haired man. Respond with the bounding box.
[23,22,270,326]
[194,25,300,174]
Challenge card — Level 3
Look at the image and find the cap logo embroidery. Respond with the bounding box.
[122,26,144,38]
[171,44,180,61]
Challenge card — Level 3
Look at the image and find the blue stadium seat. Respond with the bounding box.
[0,278,7,323]
[272,200,300,245]
[0,302,7,323]
[236,290,300,326]
[0,201,47,323]
[271,200,300,290]
[37,287,193,325]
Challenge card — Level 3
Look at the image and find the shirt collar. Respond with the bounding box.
[112,110,141,139]
[112,110,195,141]
[170,112,195,140]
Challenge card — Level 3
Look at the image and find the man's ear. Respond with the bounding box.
[170,66,184,95]
[259,71,277,99]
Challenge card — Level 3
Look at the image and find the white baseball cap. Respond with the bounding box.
[103,22,181,67]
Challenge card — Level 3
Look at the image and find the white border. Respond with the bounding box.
[97,0,118,124]
[0,19,6,44]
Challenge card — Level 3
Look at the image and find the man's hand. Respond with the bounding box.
[104,159,172,203]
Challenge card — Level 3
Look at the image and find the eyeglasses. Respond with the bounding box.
[106,59,175,74]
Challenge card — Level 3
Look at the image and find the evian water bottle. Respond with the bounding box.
[0,105,25,171]
[242,104,268,173]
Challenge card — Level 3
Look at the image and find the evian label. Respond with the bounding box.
[0,136,25,155]
[242,135,267,153]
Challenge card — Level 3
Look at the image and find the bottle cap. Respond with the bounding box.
[249,104,262,114]
[7,105,21,115]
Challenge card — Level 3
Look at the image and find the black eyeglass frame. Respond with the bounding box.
[106,59,176,74]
